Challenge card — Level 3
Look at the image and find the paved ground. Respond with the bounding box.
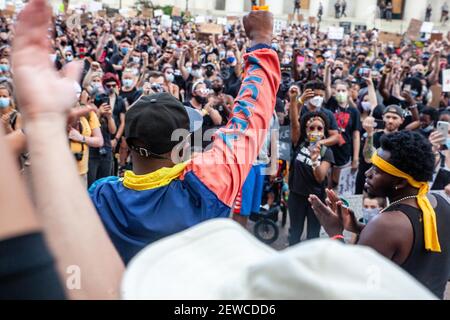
[246,211,450,300]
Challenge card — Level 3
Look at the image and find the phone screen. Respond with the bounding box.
[297,56,305,64]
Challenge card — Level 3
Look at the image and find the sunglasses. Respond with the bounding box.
[105,84,117,89]
[308,126,324,131]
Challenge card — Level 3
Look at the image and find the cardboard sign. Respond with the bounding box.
[80,13,90,25]
[172,7,181,17]
[406,19,423,41]
[420,22,434,33]
[141,8,153,18]
[379,31,403,47]
[430,32,443,42]
[327,27,344,40]
[3,4,15,16]
[297,14,304,22]
[198,23,223,34]
[443,70,450,93]
[154,9,164,17]
[97,9,106,17]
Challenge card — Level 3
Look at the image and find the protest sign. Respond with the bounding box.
[328,27,344,40]
[217,17,228,25]
[338,165,357,197]
[154,9,164,17]
[420,22,434,34]
[198,23,223,34]
[339,22,352,34]
[161,15,173,29]
[430,32,443,42]
[379,31,403,47]
[278,126,292,161]
[88,1,102,13]
[443,70,450,92]
[406,18,423,41]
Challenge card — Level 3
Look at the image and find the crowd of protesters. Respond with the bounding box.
[1,0,450,300]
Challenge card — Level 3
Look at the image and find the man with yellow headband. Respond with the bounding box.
[309,131,450,299]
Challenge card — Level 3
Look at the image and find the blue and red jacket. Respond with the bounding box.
[89,49,281,263]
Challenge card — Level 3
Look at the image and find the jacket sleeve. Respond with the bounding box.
[184,48,281,207]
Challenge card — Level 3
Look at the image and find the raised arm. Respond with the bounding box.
[185,11,280,208]
[11,0,124,299]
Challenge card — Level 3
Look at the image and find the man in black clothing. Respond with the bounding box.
[310,131,450,298]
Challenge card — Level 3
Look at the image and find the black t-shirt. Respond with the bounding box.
[326,98,361,165]
[112,94,126,129]
[90,116,113,157]
[120,88,143,107]
[289,142,335,197]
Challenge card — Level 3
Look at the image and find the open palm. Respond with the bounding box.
[12,0,82,120]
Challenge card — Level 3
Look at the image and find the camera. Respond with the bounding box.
[73,152,83,162]
[94,94,110,108]
[151,83,164,93]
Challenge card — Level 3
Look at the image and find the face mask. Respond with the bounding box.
[219,51,226,59]
[374,62,384,70]
[308,132,323,144]
[361,101,372,112]
[194,95,208,105]
[212,86,223,94]
[0,64,9,72]
[170,44,177,50]
[122,79,133,88]
[91,82,101,90]
[336,92,348,104]
[362,208,379,224]
[271,43,279,51]
[121,47,129,55]
[282,59,291,65]
[205,69,214,77]
[191,70,202,78]
[186,67,192,74]
[66,55,73,62]
[309,96,324,108]
[226,56,236,64]
[0,97,10,108]
[165,74,174,83]
[421,125,434,133]
[132,57,141,64]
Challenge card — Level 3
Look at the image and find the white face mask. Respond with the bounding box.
[336,92,348,104]
[310,96,324,108]
[361,101,372,112]
[362,208,379,224]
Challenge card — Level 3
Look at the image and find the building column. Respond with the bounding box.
[355,0,378,22]
[309,0,321,18]
[266,0,285,15]
[225,0,245,13]
[403,0,428,22]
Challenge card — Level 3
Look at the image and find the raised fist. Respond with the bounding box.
[243,10,273,47]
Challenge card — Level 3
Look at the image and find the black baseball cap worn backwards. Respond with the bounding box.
[125,93,203,158]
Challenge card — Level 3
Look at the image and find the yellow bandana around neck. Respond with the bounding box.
[123,162,188,191]
[371,153,441,253]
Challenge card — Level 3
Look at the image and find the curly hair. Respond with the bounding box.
[299,111,330,144]
[379,131,434,182]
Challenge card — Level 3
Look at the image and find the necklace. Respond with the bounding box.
[380,195,418,213]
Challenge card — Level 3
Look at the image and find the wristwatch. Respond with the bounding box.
[82,136,86,144]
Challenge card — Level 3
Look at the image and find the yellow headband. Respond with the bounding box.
[371,153,441,253]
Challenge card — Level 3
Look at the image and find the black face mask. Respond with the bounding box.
[205,70,214,77]
[212,86,223,94]
[194,95,208,105]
